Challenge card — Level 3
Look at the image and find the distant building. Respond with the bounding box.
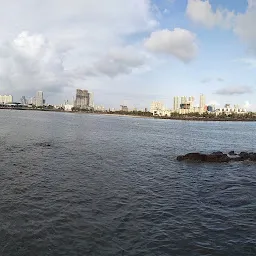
[64,104,73,111]
[199,94,206,113]
[95,105,105,111]
[150,101,164,115]
[0,95,13,104]
[74,89,90,109]
[120,105,128,112]
[173,96,180,111]
[181,96,187,104]
[207,105,215,112]
[180,103,191,110]
[150,101,171,116]
[20,96,28,105]
[188,96,195,108]
[88,92,94,108]
[29,97,36,105]
[36,91,44,106]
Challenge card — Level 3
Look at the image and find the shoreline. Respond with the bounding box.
[1,107,256,122]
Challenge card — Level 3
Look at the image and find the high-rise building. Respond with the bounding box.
[29,97,36,105]
[173,96,180,111]
[20,96,28,105]
[36,91,44,106]
[188,96,195,109]
[181,96,187,104]
[188,96,194,102]
[0,95,13,104]
[199,94,206,110]
[74,89,90,109]
[88,92,94,108]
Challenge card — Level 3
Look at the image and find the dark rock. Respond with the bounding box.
[183,153,207,162]
[239,152,250,160]
[211,151,224,156]
[230,156,244,162]
[177,156,184,161]
[205,154,230,163]
[249,153,256,161]
[177,151,256,163]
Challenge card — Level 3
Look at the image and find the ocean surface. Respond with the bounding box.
[0,110,255,256]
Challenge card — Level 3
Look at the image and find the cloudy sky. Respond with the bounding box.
[0,0,256,110]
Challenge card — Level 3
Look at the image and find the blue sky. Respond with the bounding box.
[0,0,255,110]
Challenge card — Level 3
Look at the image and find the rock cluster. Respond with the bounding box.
[177,151,256,163]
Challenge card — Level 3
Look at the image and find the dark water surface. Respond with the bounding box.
[0,110,255,256]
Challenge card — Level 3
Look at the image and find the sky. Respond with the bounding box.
[0,0,256,110]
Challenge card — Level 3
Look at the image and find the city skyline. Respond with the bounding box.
[0,1,255,110]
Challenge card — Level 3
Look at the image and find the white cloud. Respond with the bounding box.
[0,31,69,94]
[0,0,159,101]
[215,86,253,95]
[144,28,198,62]
[201,77,224,83]
[186,0,256,52]
[79,47,147,77]
[237,58,256,68]
[186,0,235,29]
[234,7,256,51]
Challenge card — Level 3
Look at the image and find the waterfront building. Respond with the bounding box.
[150,101,171,116]
[150,101,164,115]
[0,95,13,104]
[74,89,90,109]
[173,96,180,112]
[36,91,44,106]
[215,104,247,115]
[64,104,73,111]
[95,105,105,111]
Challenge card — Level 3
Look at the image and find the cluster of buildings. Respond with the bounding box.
[0,90,249,116]
[150,94,248,116]
[173,94,206,114]
[28,91,45,106]
[0,92,44,107]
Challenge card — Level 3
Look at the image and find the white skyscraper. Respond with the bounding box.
[173,96,180,111]
[36,91,44,106]
[0,95,13,104]
[89,92,94,108]
[181,96,187,104]
[200,94,206,111]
